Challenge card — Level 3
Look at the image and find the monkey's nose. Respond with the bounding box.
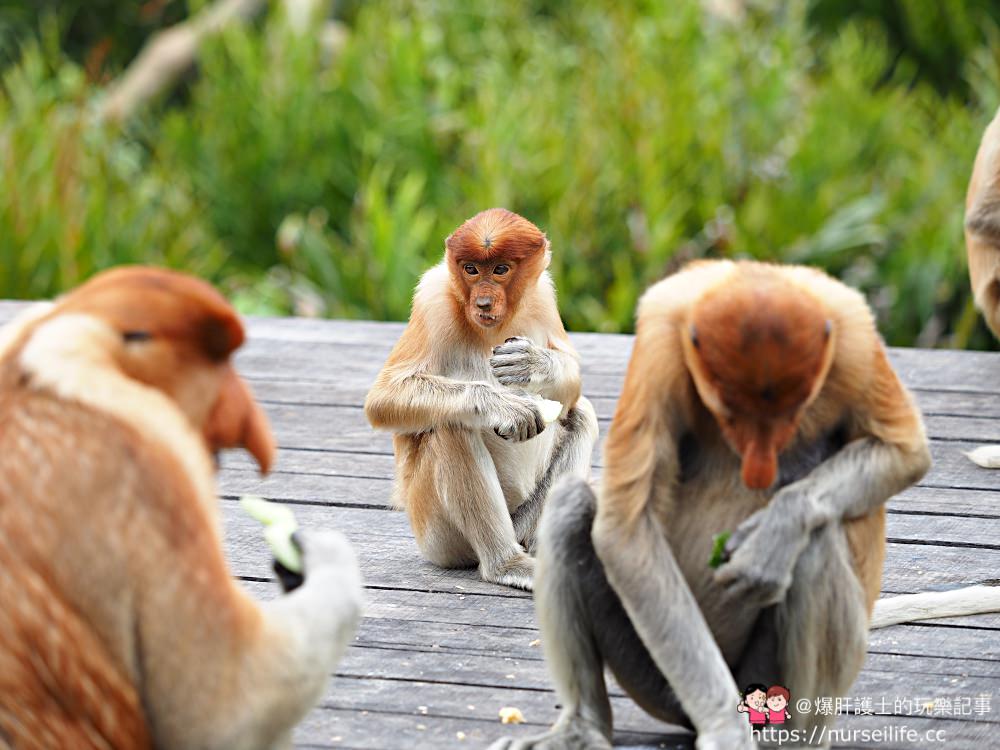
[475,297,493,311]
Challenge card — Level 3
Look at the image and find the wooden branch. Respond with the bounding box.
[99,0,267,124]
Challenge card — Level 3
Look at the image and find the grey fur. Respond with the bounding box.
[492,431,929,748]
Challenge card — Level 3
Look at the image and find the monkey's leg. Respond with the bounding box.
[735,522,868,749]
[413,428,536,590]
[512,397,599,553]
[489,478,685,750]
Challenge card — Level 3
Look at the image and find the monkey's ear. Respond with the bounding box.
[204,366,276,473]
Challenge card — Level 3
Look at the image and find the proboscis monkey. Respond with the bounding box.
[365,208,599,590]
[490,260,932,750]
[966,106,1000,339]
[0,267,362,750]
[960,105,1000,483]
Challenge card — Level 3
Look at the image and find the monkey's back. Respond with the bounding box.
[0,389,153,749]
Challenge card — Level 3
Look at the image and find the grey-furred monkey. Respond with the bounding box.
[490,260,932,750]
[365,208,598,591]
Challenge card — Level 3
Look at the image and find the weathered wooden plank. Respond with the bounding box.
[242,399,1000,467]
[221,462,1000,524]
[219,436,1000,502]
[5,300,1000,748]
[221,498,1000,598]
[239,588,997,749]
[5,300,1000,393]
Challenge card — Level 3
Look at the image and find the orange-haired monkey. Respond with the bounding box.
[0,267,362,750]
[491,261,931,750]
[365,209,598,590]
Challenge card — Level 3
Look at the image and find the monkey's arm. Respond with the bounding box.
[142,527,362,749]
[365,317,545,439]
[489,334,582,406]
[591,322,751,748]
[717,346,930,602]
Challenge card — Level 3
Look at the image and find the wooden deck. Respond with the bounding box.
[2,302,997,749]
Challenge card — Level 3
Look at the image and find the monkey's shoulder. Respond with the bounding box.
[1,389,208,516]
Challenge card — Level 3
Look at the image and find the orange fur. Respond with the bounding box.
[687,269,834,489]
[445,207,548,263]
[444,208,551,334]
[0,267,279,747]
[366,210,592,589]
[600,260,925,608]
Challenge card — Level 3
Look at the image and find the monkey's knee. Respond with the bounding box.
[777,524,869,702]
[415,512,478,569]
[537,477,598,561]
[565,396,599,443]
[402,429,490,569]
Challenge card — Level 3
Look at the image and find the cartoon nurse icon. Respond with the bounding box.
[737,683,768,727]
[766,685,792,724]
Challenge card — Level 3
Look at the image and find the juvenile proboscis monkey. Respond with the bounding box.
[365,208,598,590]
[491,260,932,750]
[0,267,363,750]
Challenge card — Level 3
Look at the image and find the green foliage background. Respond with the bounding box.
[1,0,999,346]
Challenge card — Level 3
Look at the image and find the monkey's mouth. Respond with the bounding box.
[476,312,500,327]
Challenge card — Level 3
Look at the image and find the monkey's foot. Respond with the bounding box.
[481,552,535,591]
[487,717,611,750]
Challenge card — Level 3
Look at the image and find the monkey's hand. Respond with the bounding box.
[713,504,809,607]
[487,389,547,442]
[490,337,553,389]
[293,529,363,599]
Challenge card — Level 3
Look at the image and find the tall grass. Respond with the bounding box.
[1,1,999,346]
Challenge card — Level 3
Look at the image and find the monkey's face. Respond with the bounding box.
[457,259,515,328]
[51,267,277,473]
[445,208,551,334]
[683,277,834,490]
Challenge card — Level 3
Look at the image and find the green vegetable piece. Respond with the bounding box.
[708,531,731,569]
[240,496,303,574]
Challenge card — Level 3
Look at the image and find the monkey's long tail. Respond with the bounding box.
[870,580,1000,629]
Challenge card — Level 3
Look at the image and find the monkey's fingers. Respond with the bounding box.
[490,352,532,372]
[492,336,532,354]
[273,558,305,593]
[715,559,788,606]
[292,528,359,576]
[723,512,766,557]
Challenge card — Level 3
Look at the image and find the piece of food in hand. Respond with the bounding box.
[708,531,732,569]
[966,445,1000,468]
[536,398,563,424]
[240,495,303,574]
[498,707,525,724]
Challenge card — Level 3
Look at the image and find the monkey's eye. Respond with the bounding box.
[463,264,478,276]
[122,331,152,343]
[493,264,510,276]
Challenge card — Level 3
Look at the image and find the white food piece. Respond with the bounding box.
[537,398,563,424]
[240,495,303,573]
[966,445,1000,468]
[498,707,525,724]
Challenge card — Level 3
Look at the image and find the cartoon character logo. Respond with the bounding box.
[737,683,768,726]
[738,683,792,726]
[766,685,792,724]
